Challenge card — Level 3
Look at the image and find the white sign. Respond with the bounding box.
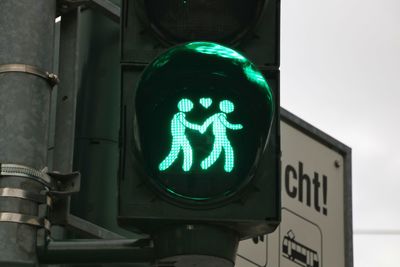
[237,115,352,267]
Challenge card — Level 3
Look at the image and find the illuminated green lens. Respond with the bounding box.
[136,42,274,203]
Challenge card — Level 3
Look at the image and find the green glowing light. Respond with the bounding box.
[200,100,243,172]
[135,42,275,201]
[185,42,273,102]
[158,99,201,172]
[199,98,212,109]
[243,65,272,99]
[145,42,273,107]
[186,42,246,62]
[159,98,243,173]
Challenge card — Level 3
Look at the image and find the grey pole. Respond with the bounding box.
[0,1,56,266]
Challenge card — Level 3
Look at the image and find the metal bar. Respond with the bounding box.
[65,214,125,239]
[38,239,154,264]
[90,0,121,23]
[53,9,81,174]
[354,229,400,235]
[49,9,82,232]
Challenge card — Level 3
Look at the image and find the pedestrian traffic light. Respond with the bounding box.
[119,40,279,237]
[119,0,280,264]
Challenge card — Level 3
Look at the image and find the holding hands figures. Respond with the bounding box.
[159,98,243,173]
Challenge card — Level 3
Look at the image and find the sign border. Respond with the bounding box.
[280,107,353,267]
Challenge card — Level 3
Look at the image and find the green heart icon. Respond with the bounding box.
[199,98,212,109]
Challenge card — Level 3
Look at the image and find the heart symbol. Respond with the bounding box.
[199,98,212,109]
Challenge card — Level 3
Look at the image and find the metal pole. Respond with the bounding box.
[0,1,56,265]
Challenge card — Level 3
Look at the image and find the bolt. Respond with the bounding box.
[334,160,341,168]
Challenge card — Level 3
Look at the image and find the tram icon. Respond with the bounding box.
[282,230,320,267]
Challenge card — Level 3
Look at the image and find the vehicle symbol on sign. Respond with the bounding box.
[282,230,320,267]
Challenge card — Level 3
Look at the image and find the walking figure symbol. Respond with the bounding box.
[158,99,202,172]
[158,98,243,173]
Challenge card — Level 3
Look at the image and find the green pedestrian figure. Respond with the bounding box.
[200,100,243,172]
[159,98,202,172]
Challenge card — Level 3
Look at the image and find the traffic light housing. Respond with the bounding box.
[119,0,280,240]
[121,0,280,67]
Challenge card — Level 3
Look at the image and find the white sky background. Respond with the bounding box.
[280,0,400,266]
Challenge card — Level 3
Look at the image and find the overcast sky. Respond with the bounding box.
[280,0,400,266]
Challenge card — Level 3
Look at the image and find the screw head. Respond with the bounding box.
[334,160,341,168]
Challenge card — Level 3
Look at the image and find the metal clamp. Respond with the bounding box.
[0,164,81,194]
[0,64,59,87]
[0,187,53,231]
[0,163,81,231]
[0,187,50,205]
[0,164,53,231]
[0,163,52,187]
[0,212,50,231]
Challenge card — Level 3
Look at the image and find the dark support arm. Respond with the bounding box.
[38,238,154,264]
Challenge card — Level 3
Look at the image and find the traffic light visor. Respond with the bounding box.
[142,0,266,44]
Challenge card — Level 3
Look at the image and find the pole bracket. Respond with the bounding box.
[0,163,80,193]
[0,163,81,231]
[0,64,60,87]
